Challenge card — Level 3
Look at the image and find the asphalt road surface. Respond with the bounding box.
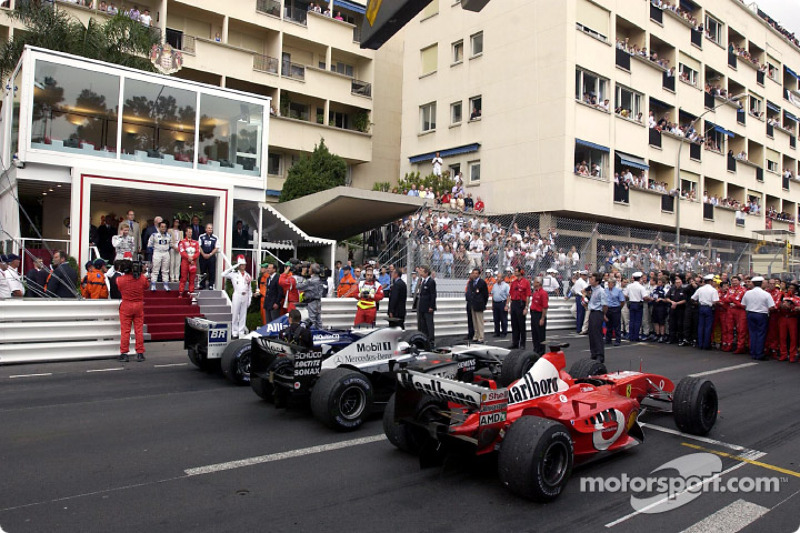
[1,333,799,533]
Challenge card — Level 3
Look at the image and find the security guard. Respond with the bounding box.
[691,274,719,350]
[742,276,776,360]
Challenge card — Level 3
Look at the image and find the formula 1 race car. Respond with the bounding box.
[384,343,719,502]
[183,310,361,385]
[250,332,535,431]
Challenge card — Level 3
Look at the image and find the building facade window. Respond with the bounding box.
[469,96,482,120]
[470,31,483,57]
[575,68,608,104]
[331,61,354,77]
[574,142,606,178]
[468,160,480,182]
[614,85,642,119]
[452,40,463,64]
[679,63,698,86]
[420,101,437,132]
[421,44,438,76]
[450,101,462,125]
[267,152,281,175]
[749,95,763,116]
[705,14,723,45]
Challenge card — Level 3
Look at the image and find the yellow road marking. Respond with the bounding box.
[682,442,800,478]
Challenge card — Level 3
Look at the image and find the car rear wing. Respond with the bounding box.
[184,317,229,358]
[396,369,509,429]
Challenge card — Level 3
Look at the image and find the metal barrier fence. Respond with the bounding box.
[364,203,800,283]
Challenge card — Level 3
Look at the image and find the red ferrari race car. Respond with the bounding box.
[384,343,718,502]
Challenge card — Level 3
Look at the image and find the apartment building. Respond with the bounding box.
[0,0,403,194]
[398,0,800,245]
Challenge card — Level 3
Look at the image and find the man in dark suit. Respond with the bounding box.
[466,267,489,343]
[232,220,249,250]
[97,215,117,262]
[45,250,79,298]
[190,216,203,246]
[416,265,437,345]
[263,262,284,322]
[387,268,407,329]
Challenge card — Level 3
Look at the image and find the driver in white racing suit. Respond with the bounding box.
[223,255,253,338]
[147,220,172,291]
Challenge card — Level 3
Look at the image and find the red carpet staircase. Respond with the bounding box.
[143,288,203,341]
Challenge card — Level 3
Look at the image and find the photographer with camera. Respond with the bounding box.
[354,265,384,326]
[116,252,149,362]
[297,263,327,329]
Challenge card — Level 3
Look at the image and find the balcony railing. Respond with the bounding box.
[756,167,764,182]
[650,3,663,24]
[691,29,702,48]
[728,52,738,69]
[792,135,797,149]
[615,48,631,71]
[662,72,675,91]
[703,203,714,220]
[254,54,279,74]
[284,5,307,25]
[256,0,281,17]
[282,61,306,81]
[661,194,675,213]
[727,154,737,172]
[352,25,361,43]
[737,108,746,125]
[649,128,662,148]
[704,91,716,110]
[757,70,765,85]
[690,142,702,161]
[767,123,774,137]
[351,79,371,98]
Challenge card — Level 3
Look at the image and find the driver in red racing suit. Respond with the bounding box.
[354,266,384,326]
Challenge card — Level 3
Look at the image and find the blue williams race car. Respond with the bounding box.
[184,308,360,385]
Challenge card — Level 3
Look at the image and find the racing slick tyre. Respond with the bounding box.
[568,358,608,379]
[499,349,539,387]
[498,417,574,502]
[187,346,207,370]
[383,393,447,455]
[311,368,374,431]
[673,377,718,435]
[220,339,252,385]
[399,330,431,351]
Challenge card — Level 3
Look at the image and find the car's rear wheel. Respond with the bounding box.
[498,417,574,502]
[399,330,430,351]
[499,349,539,386]
[673,377,718,435]
[220,339,251,385]
[383,393,447,455]
[250,374,273,402]
[568,358,607,379]
[311,368,374,431]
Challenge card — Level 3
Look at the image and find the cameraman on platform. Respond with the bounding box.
[116,252,149,362]
[297,263,327,329]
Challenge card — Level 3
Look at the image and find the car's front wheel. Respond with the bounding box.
[673,376,718,435]
[310,368,373,431]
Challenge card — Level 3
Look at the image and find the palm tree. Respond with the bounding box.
[0,2,159,78]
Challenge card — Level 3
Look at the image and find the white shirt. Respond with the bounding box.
[6,267,24,296]
[0,268,11,298]
[691,284,720,306]
[431,157,443,174]
[741,287,776,314]
[626,281,648,302]
[543,275,558,293]
[572,277,588,297]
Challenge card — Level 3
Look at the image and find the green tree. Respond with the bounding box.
[280,139,347,202]
[0,3,159,79]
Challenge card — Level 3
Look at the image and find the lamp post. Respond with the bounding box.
[674,94,746,256]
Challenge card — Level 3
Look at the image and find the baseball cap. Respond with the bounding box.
[5,253,20,262]
[260,261,270,268]
[93,258,107,268]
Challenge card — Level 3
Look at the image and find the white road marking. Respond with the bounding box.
[678,499,769,533]
[689,363,759,377]
[9,373,52,379]
[185,434,387,476]
[154,363,189,368]
[605,454,765,528]
[640,423,764,455]
[86,368,125,373]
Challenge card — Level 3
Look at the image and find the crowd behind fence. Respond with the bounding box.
[367,204,800,286]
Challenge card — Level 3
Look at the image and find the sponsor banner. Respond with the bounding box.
[398,370,485,409]
[207,323,229,360]
[479,411,507,426]
[508,358,569,405]
[293,351,323,378]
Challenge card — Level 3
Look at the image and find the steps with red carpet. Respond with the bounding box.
[143,289,203,341]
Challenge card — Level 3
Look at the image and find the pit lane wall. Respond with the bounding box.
[0,300,145,364]
[318,297,574,337]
